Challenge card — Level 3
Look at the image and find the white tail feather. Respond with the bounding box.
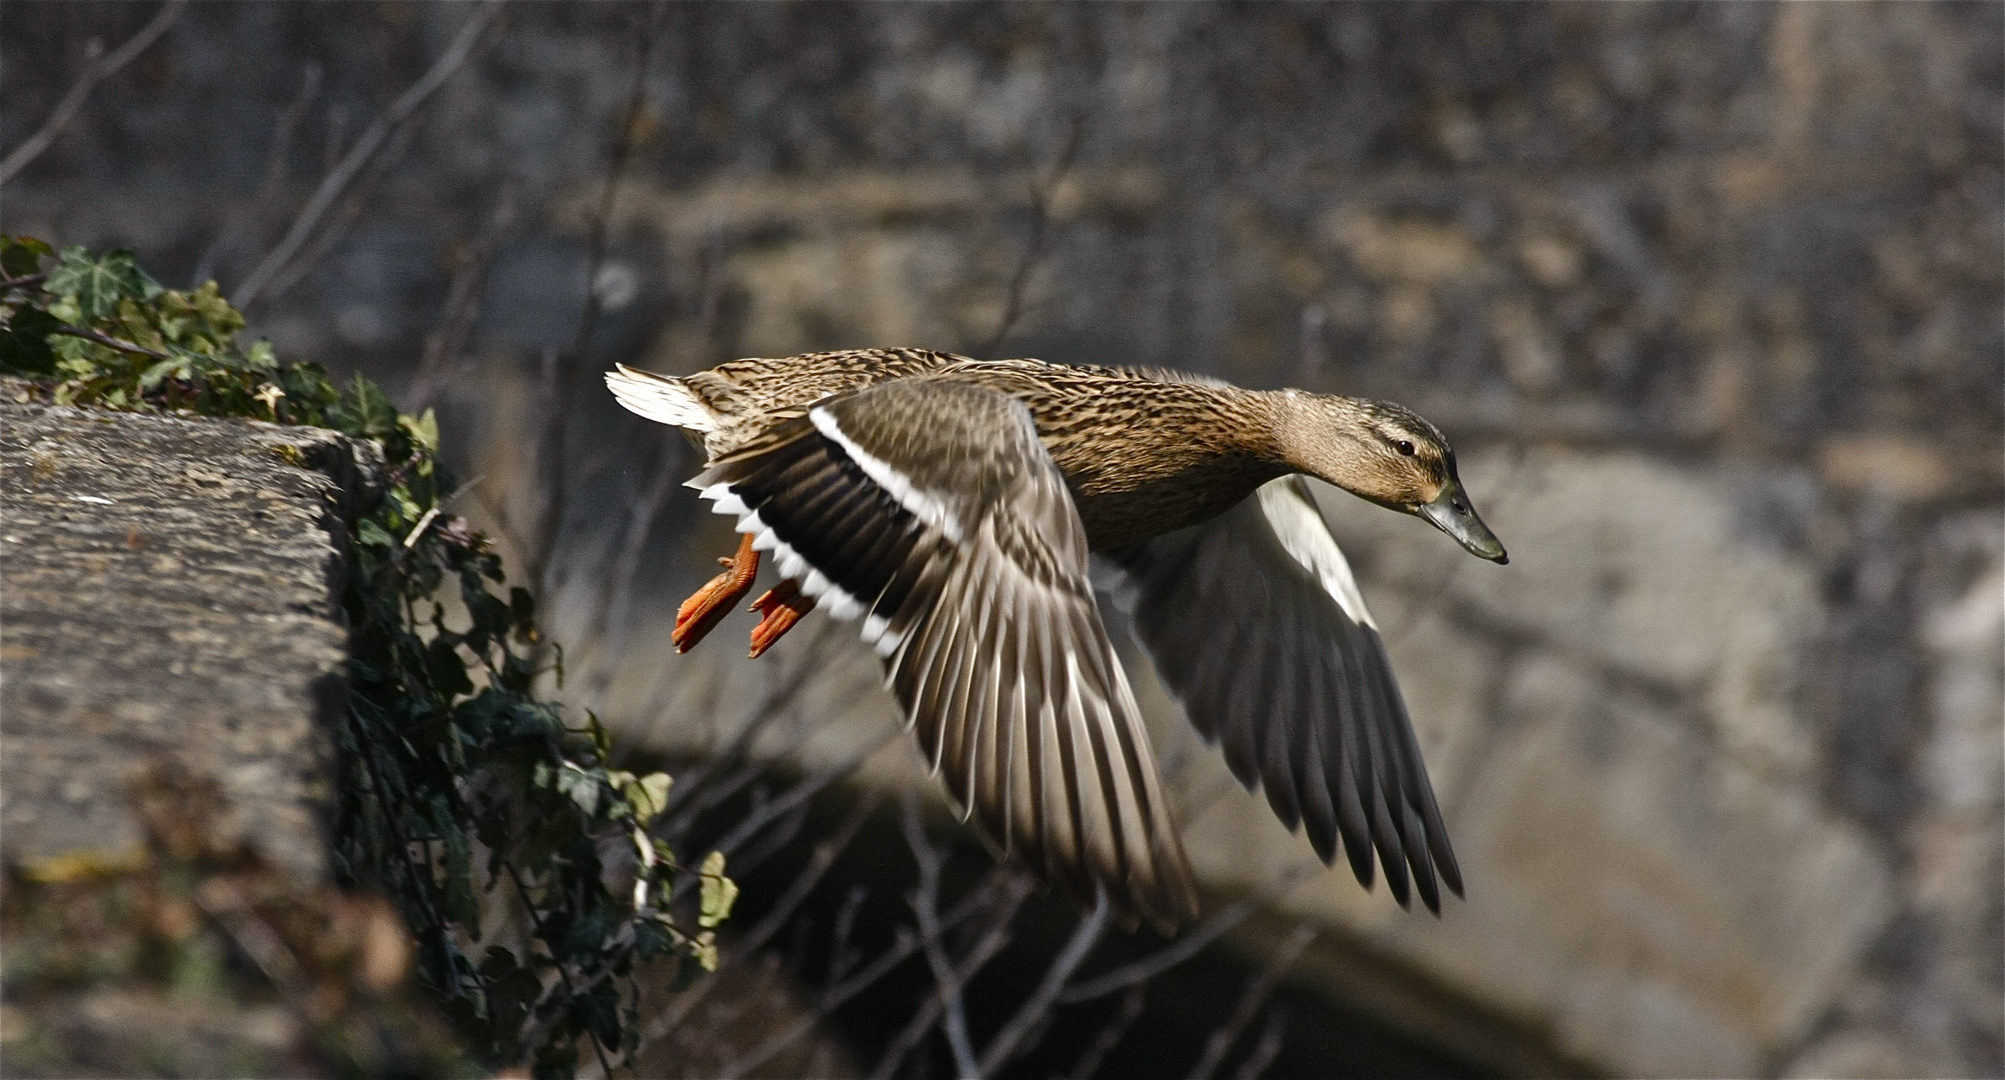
[605,364,717,431]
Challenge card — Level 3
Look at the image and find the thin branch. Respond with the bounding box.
[580,430,681,710]
[627,791,884,1064]
[1228,1011,1287,1080]
[902,795,981,1078]
[1183,924,1314,1080]
[191,63,322,288]
[978,113,1084,356]
[825,883,870,990]
[526,0,666,605]
[1057,862,1318,1004]
[1,273,49,294]
[974,891,1111,1077]
[234,0,502,308]
[0,0,188,185]
[48,325,171,362]
[504,859,617,1080]
[655,621,848,831]
[1063,982,1149,1080]
[251,81,424,307]
[714,868,1029,1080]
[405,181,517,413]
[870,882,1031,1080]
[667,727,900,907]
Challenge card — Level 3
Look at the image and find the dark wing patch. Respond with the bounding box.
[1106,476,1462,912]
[691,378,1198,930]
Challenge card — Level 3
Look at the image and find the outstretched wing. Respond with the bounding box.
[691,377,1197,931]
[1106,476,1461,912]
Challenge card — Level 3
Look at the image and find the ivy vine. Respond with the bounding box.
[0,237,735,1079]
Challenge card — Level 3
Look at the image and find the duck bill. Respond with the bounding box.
[1418,481,1508,564]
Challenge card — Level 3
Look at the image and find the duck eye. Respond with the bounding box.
[1394,439,1415,457]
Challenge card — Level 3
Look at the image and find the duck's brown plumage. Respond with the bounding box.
[606,348,1507,930]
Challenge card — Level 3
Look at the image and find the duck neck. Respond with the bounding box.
[1258,388,1385,499]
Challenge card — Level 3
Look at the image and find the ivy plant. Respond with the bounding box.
[0,238,735,1079]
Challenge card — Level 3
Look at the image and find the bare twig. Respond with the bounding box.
[1063,982,1149,1080]
[191,64,323,288]
[579,430,682,710]
[2,273,50,294]
[234,0,503,308]
[1229,1011,1287,1080]
[525,1,666,606]
[722,797,813,881]
[503,860,617,1080]
[1183,924,1314,1080]
[249,118,423,305]
[870,881,1031,1080]
[622,792,884,1067]
[1057,863,1318,1004]
[668,727,900,908]
[975,891,1112,1076]
[825,883,870,989]
[405,182,517,413]
[655,621,847,829]
[978,114,1084,356]
[714,868,1029,1080]
[901,795,981,1078]
[279,148,418,303]
[48,325,171,362]
[0,0,188,185]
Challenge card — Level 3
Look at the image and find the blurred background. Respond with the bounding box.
[4,3,2000,1077]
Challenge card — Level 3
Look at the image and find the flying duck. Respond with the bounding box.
[606,348,1506,932]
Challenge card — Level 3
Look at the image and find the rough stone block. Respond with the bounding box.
[0,391,377,881]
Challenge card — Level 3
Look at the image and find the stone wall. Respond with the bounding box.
[5,4,1998,1077]
[0,384,375,881]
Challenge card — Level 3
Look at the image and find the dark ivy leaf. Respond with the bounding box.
[427,637,475,699]
[580,979,623,1052]
[2,236,52,279]
[0,307,60,375]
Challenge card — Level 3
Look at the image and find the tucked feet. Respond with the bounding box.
[673,532,759,653]
[747,579,815,659]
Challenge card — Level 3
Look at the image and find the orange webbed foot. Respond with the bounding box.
[747,579,815,659]
[673,532,759,654]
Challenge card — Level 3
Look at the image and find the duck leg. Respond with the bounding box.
[673,532,759,653]
[747,579,816,659]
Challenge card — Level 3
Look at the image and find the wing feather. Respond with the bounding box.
[696,377,1197,930]
[1106,476,1461,912]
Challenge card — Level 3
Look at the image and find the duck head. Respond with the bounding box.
[1273,391,1508,564]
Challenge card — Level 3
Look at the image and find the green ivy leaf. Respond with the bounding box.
[332,372,399,440]
[691,930,720,972]
[47,247,162,323]
[626,772,672,825]
[697,851,737,930]
[554,766,601,817]
[403,407,440,455]
[357,518,396,548]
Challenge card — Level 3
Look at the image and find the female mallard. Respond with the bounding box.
[606,348,1506,932]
